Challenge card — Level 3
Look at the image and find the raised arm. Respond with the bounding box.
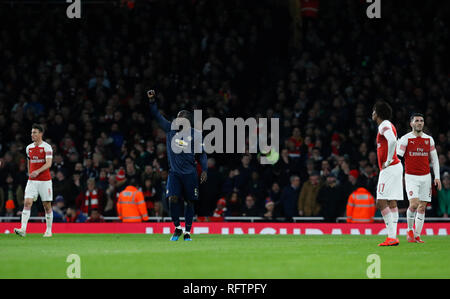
[147,90,171,133]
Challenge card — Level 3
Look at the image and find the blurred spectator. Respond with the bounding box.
[65,206,87,223]
[96,169,109,191]
[142,177,161,216]
[103,174,118,217]
[346,187,376,223]
[317,173,346,222]
[150,201,164,217]
[342,170,361,198]
[274,148,298,188]
[247,171,265,207]
[298,172,323,217]
[199,158,223,216]
[115,168,128,193]
[222,169,240,195]
[437,172,450,217]
[52,195,66,223]
[140,165,160,185]
[53,170,71,204]
[0,0,448,222]
[117,185,148,222]
[210,198,227,222]
[67,171,83,208]
[76,177,105,217]
[280,175,301,219]
[234,154,253,198]
[241,194,262,217]
[0,173,23,216]
[263,198,280,221]
[4,198,16,218]
[225,192,242,217]
[86,209,105,223]
[268,182,283,217]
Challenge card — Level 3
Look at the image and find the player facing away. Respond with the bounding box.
[397,113,441,243]
[14,124,54,237]
[372,101,403,246]
[147,90,207,241]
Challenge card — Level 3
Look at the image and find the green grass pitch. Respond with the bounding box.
[1,234,449,279]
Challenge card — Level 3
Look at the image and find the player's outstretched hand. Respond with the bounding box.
[200,171,207,184]
[147,89,156,103]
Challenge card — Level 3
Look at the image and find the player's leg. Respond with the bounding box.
[168,195,183,241]
[181,173,199,241]
[40,180,53,237]
[414,175,431,243]
[42,201,53,237]
[405,173,420,241]
[414,201,427,243]
[407,197,419,242]
[15,198,34,237]
[183,200,195,241]
[377,199,392,235]
[388,200,399,239]
[167,172,184,241]
[376,164,402,246]
[15,181,38,236]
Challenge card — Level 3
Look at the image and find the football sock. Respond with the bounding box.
[170,200,181,228]
[390,207,398,238]
[415,211,425,237]
[380,207,393,238]
[45,211,53,233]
[407,207,417,231]
[184,202,194,233]
[21,209,31,231]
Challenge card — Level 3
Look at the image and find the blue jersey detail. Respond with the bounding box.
[149,102,207,175]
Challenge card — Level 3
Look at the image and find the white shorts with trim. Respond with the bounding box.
[376,162,404,201]
[405,173,432,202]
[24,180,53,202]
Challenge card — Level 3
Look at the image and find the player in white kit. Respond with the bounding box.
[14,124,54,237]
[397,113,441,243]
[372,101,403,246]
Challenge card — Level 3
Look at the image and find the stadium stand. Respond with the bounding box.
[0,0,449,222]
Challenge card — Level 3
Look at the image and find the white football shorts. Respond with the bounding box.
[376,162,403,201]
[405,173,432,202]
[24,180,53,202]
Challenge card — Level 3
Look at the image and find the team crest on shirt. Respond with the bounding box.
[425,140,429,145]
[40,149,43,153]
[194,188,198,197]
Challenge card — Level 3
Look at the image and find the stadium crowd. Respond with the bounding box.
[0,0,449,222]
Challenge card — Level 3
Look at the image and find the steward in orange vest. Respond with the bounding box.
[117,186,149,222]
[346,187,376,223]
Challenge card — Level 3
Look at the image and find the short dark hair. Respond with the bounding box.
[373,101,392,121]
[410,113,424,122]
[31,123,44,133]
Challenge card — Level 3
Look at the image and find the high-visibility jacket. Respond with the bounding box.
[346,188,376,223]
[117,186,149,223]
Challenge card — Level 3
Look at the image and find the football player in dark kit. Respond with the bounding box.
[147,90,207,241]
